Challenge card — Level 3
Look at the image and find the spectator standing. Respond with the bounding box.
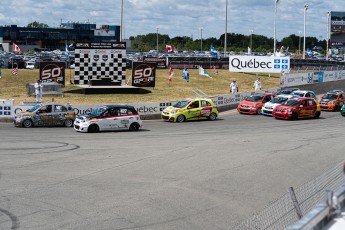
[168,65,174,86]
[213,65,218,75]
[182,68,189,82]
[253,77,262,91]
[35,79,43,103]
[230,80,238,94]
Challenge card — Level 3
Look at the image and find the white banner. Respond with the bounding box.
[280,70,345,87]
[229,55,290,73]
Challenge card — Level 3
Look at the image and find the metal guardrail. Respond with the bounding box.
[286,185,345,230]
[232,162,345,230]
[26,82,64,97]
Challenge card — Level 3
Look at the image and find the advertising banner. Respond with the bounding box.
[330,11,345,47]
[143,57,167,69]
[229,56,290,73]
[132,62,157,87]
[39,62,65,85]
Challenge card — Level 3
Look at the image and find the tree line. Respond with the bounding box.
[129,33,325,53]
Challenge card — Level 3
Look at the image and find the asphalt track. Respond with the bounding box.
[0,110,344,230]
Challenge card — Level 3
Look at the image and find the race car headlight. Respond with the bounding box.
[252,103,257,108]
[287,108,292,112]
[328,101,334,105]
[170,110,176,115]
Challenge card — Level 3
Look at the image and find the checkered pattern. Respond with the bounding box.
[74,50,126,85]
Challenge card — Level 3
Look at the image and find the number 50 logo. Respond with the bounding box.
[40,62,66,85]
[132,62,157,87]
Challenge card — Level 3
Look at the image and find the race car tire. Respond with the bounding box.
[129,123,140,131]
[176,115,185,123]
[88,124,99,133]
[256,108,262,115]
[64,119,74,127]
[208,113,217,121]
[291,113,298,120]
[22,119,33,128]
[314,111,321,119]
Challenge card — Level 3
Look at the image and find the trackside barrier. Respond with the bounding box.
[232,162,345,230]
[26,82,64,97]
[286,185,345,230]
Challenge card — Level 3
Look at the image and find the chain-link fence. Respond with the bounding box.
[232,162,345,230]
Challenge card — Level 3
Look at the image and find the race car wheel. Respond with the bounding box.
[129,123,139,131]
[209,113,217,121]
[22,119,33,128]
[314,111,321,119]
[291,113,298,120]
[64,119,74,127]
[88,124,99,133]
[176,115,185,123]
[256,108,262,115]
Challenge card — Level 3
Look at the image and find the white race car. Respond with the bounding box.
[262,94,299,116]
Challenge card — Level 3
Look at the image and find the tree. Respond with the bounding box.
[27,21,49,28]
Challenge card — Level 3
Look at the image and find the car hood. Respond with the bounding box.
[17,111,33,117]
[276,105,294,110]
[263,102,280,107]
[164,106,181,112]
[77,113,99,119]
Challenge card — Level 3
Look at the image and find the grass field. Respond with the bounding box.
[0,68,280,104]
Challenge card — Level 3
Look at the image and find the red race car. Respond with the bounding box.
[272,97,321,120]
[237,93,275,115]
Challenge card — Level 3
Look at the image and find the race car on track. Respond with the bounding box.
[319,91,345,111]
[74,104,142,133]
[237,93,275,115]
[291,90,317,99]
[14,103,76,128]
[341,104,345,116]
[261,94,300,116]
[277,88,300,95]
[272,97,321,120]
[161,98,218,122]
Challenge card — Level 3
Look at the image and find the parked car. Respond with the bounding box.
[25,61,35,69]
[14,103,75,127]
[237,93,275,115]
[161,98,218,122]
[74,104,142,133]
[261,94,299,116]
[291,90,317,99]
[319,91,345,111]
[272,98,321,120]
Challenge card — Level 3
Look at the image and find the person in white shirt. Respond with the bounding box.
[230,80,238,94]
[253,77,262,91]
[34,79,43,103]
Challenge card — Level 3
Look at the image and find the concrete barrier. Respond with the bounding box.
[26,82,64,97]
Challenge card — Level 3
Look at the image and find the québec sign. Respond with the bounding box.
[229,56,290,73]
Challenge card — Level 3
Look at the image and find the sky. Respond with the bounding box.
[0,0,341,41]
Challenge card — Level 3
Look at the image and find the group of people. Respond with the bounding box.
[230,77,262,94]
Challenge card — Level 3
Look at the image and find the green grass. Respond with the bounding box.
[0,68,280,104]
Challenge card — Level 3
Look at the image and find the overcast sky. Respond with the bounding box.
[0,0,340,41]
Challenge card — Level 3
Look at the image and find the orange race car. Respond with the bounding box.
[237,93,275,115]
[319,90,345,111]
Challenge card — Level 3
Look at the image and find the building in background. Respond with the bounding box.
[0,21,120,52]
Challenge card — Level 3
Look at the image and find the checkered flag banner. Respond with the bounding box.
[11,66,18,75]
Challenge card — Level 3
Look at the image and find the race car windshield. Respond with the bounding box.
[246,95,264,102]
[293,92,306,97]
[274,97,289,103]
[283,100,300,106]
[27,104,42,112]
[173,100,190,108]
[322,94,337,100]
[90,107,107,116]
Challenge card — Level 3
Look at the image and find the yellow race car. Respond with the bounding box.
[161,98,218,122]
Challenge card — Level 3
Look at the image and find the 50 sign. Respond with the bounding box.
[132,62,157,87]
[40,62,66,85]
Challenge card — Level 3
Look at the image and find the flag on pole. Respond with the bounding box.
[198,66,211,78]
[165,45,175,53]
[11,66,18,76]
[65,41,70,56]
[12,43,22,54]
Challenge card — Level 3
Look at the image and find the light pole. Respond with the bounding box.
[249,29,253,54]
[303,4,308,59]
[298,31,302,55]
[200,27,203,53]
[156,27,159,56]
[224,0,228,57]
[273,0,279,56]
[120,0,123,42]
[326,12,331,59]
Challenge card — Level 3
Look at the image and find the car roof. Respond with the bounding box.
[293,90,314,93]
[103,104,135,109]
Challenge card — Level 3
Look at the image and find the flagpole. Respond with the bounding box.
[224,0,228,57]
